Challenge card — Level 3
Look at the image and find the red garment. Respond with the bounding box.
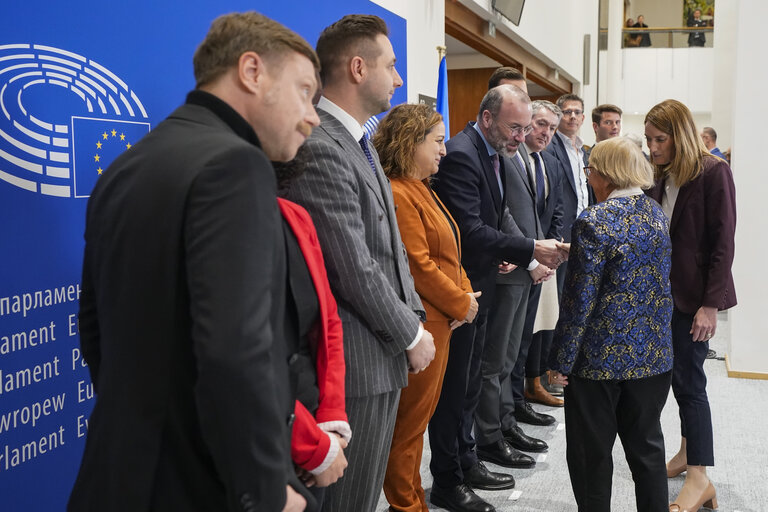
[279,198,348,472]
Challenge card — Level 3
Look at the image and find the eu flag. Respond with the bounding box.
[437,56,450,140]
[71,117,150,197]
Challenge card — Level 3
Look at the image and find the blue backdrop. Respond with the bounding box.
[0,2,406,510]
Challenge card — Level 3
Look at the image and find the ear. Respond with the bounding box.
[350,55,366,84]
[481,110,493,129]
[593,122,599,133]
[238,51,266,94]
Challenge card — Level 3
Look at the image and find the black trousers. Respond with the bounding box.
[526,262,566,377]
[671,308,714,466]
[507,282,541,405]
[564,371,671,512]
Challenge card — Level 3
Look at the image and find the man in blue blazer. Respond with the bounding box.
[429,85,565,512]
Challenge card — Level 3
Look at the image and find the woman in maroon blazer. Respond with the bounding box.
[645,99,736,512]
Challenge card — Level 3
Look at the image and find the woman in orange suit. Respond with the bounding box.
[374,104,480,512]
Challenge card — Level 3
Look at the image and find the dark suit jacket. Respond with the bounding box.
[284,108,424,397]
[544,132,594,242]
[433,123,534,305]
[71,95,300,512]
[497,148,543,285]
[540,150,565,240]
[646,156,737,313]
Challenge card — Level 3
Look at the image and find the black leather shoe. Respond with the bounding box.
[502,425,548,453]
[514,401,556,426]
[430,483,496,512]
[476,439,535,469]
[464,461,515,490]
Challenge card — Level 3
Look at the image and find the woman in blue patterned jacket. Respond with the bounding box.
[549,136,673,512]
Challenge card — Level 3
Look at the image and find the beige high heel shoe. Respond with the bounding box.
[669,481,717,511]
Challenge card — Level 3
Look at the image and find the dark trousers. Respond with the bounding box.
[505,283,541,408]
[428,310,489,487]
[671,308,715,466]
[564,372,671,512]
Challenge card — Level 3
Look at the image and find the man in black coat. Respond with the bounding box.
[69,12,320,512]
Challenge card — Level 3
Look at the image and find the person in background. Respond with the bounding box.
[688,9,707,47]
[633,15,652,47]
[271,158,350,509]
[645,99,736,512]
[700,126,727,160]
[591,104,622,144]
[70,11,320,512]
[624,18,641,47]
[550,136,673,512]
[374,103,480,512]
[283,14,435,512]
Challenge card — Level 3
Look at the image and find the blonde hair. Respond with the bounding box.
[644,99,710,186]
[589,137,654,189]
[372,104,442,179]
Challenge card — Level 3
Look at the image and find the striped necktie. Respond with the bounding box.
[358,135,378,176]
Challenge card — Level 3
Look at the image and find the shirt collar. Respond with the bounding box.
[316,96,365,141]
[472,122,497,157]
[556,130,583,150]
[607,186,644,199]
[186,90,260,147]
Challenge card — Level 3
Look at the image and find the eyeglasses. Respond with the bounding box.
[583,165,596,177]
[497,119,533,136]
[562,109,583,117]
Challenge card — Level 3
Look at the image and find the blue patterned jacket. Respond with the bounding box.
[549,193,673,380]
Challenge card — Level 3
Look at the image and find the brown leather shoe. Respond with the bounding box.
[524,377,564,407]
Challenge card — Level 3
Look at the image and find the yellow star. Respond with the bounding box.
[111,129,117,137]
[96,141,102,149]
[97,167,103,175]
[94,154,100,162]
[102,132,108,140]
[120,133,125,141]
[126,143,132,149]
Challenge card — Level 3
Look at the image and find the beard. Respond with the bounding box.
[486,122,515,157]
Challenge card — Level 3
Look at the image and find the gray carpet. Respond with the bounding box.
[376,312,768,511]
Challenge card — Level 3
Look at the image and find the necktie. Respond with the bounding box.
[532,152,546,216]
[491,153,503,196]
[358,135,378,176]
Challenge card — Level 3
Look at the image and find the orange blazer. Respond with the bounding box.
[391,178,473,323]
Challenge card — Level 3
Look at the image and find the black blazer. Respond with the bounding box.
[540,150,565,240]
[544,132,594,242]
[434,123,534,303]
[71,100,300,512]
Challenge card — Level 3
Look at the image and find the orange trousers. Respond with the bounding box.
[383,319,452,512]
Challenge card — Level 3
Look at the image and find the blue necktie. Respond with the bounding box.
[532,152,546,216]
[358,135,378,176]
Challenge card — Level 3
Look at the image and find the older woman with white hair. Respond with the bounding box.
[550,136,674,512]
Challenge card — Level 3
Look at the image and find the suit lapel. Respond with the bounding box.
[554,134,578,196]
[317,110,387,211]
[670,179,694,234]
[465,124,503,211]
[510,149,535,199]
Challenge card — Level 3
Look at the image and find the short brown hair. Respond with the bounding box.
[556,93,584,110]
[316,15,389,85]
[193,12,319,88]
[372,103,442,179]
[488,67,525,90]
[592,104,623,124]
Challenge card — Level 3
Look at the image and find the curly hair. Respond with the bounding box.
[372,103,442,179]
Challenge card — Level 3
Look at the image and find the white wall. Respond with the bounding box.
[372,0,445,104]
[723,0,768,374]
[458,0,600,143]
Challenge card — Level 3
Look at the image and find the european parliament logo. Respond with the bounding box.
[0,43,149,198]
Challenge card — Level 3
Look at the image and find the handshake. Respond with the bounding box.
[533,239,570,269]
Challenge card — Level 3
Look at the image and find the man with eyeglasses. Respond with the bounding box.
[430,84,567,512]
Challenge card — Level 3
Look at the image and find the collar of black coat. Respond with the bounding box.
[186,90,261,148]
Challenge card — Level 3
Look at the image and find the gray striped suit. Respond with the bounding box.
[284,107,425,511]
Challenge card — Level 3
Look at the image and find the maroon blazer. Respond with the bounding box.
[646,156,736,314]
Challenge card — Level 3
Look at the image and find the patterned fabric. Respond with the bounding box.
[550,194,673,380]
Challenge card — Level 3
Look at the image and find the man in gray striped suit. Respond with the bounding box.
[283,14,435,511]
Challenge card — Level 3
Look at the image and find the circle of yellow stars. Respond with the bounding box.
[94,129,133,175]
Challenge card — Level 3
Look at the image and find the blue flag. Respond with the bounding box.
[437,56,450,140]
